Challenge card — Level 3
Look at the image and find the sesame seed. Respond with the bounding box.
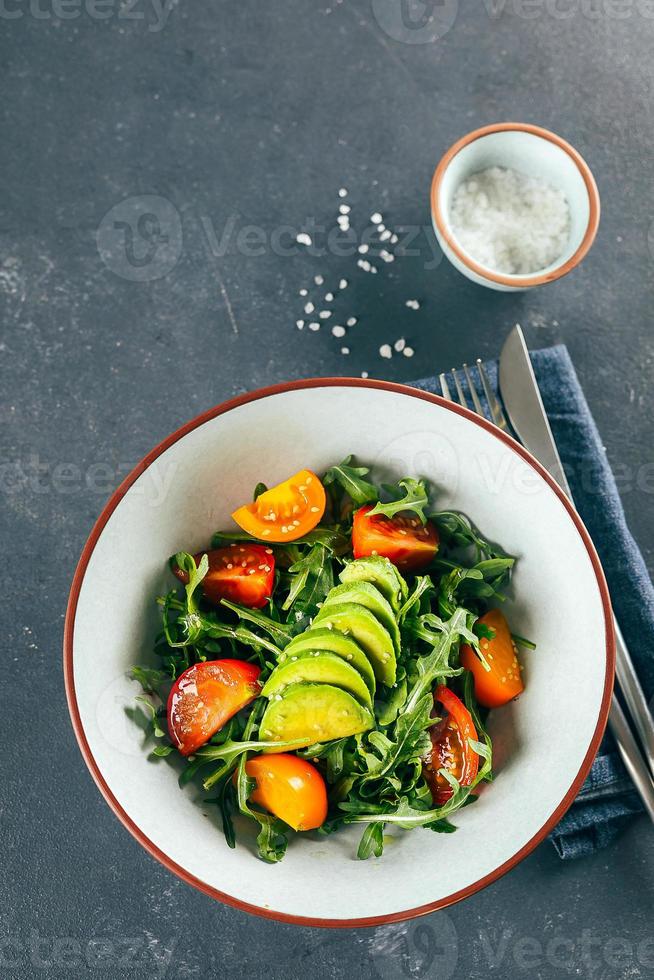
[306,476,312,483]
[339,278,348,289]
[248,568,256,575]
[241,560,247,567]
[346,654,353,661]
[332,325,346,338]
[262,529,271,536]
[403,346,415,358]
[310,506,320,512]
[265,548,273,553]
[293,520,301,526]
[258,564,266,570]
[394,337,406,352]
[379,344,392,359]
[371,212,382,224]
[264,565,271,572]
[371,550,378,556]
[341,347,350,355]
[299,484,307,491]
[226,562,233,569]
[314,274,324,285]
[399,529,407,535]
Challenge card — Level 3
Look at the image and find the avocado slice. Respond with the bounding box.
[320,581,400,653]
[282,627,376,697]
[339,556,408,612]
[259,682,374,750]
[313,602,397,686]
[262,652,372,708]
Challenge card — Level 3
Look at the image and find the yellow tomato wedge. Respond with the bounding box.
[231,469,326,543]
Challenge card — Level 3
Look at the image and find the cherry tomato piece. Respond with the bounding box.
[352,505,439,572]
[243,753,328,831]
[423,685,479,805]
[173,545,274,609]
[167,659,262,756]
[231,470,326,544]
[461,609,524,708]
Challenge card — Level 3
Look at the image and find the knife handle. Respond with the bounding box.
[614,619,654,778]
[609,695,654,822]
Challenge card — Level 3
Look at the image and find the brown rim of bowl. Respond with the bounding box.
[430,122,601,288]
[64,377,615,929]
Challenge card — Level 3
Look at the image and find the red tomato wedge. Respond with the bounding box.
[352,504,439,572]
[461,609,524,708]
[423,685,479,805]
[243,753,328,831]
[173,545,275,609]
[167,659,262,756]
[231,470,326,543]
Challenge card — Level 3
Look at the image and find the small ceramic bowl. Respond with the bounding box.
[64,380,614,927]
[431,123,601,292]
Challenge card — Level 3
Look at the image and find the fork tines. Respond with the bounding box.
[439,359,509,431]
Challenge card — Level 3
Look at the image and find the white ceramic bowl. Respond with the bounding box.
[64,380,614,927]
[431,123,601,292]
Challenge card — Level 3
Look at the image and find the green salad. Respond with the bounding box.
[132,457,530,862]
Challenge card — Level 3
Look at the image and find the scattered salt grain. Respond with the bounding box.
[332,325,346,337]
[338,187,348,198]
[361,371,369,378]
[379,229,392,242]
[299,288,308,296]
[314,274,324,285]
[308,322,320,331]
[405,299,420,310]
[357,259,371,272]
[325,292,334,302]
[391,233,399,244]
[450,166,571,275]
[319,310,332,319]
[394,337,406,352]
[379,249,394,263]
[296,319,305,330]
[339,278,348,290]
[304,302,315,314]
[379,344,392,359]
[296,232,313,246]
[346,316,357,327]
[371,212,382,224]
[358,244,369,254]
[339,204,351,215]
[403,346,414,358]
[341,347,350,355]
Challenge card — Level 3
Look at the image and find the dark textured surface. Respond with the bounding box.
[1,2,654,978]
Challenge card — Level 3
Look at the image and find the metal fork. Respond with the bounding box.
[440,360,654,823]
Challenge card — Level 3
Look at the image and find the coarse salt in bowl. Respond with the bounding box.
[431,123,601,292]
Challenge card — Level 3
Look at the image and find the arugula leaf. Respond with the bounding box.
[235,701,289,862]
[368,478,429,524]
[357,822,385,859]
[398,575,434,623]
[134,696,166,739]
[323,455,378,506]
[219,599,294,649]
[253,482,267,501]
[130,665,168,695]
[282,544,334,625]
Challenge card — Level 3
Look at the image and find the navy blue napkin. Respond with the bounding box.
[413,344,653,859]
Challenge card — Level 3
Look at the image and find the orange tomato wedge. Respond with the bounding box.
[231,470,326,543]
[243,753,328,831]
[461,609,524,708]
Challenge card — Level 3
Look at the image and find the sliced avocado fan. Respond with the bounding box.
[259,682,374,751]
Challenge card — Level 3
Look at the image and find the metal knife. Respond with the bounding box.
[499,325,654,820]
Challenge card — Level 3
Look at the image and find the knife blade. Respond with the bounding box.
[498,324,654,811]
[498,326,571,497]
